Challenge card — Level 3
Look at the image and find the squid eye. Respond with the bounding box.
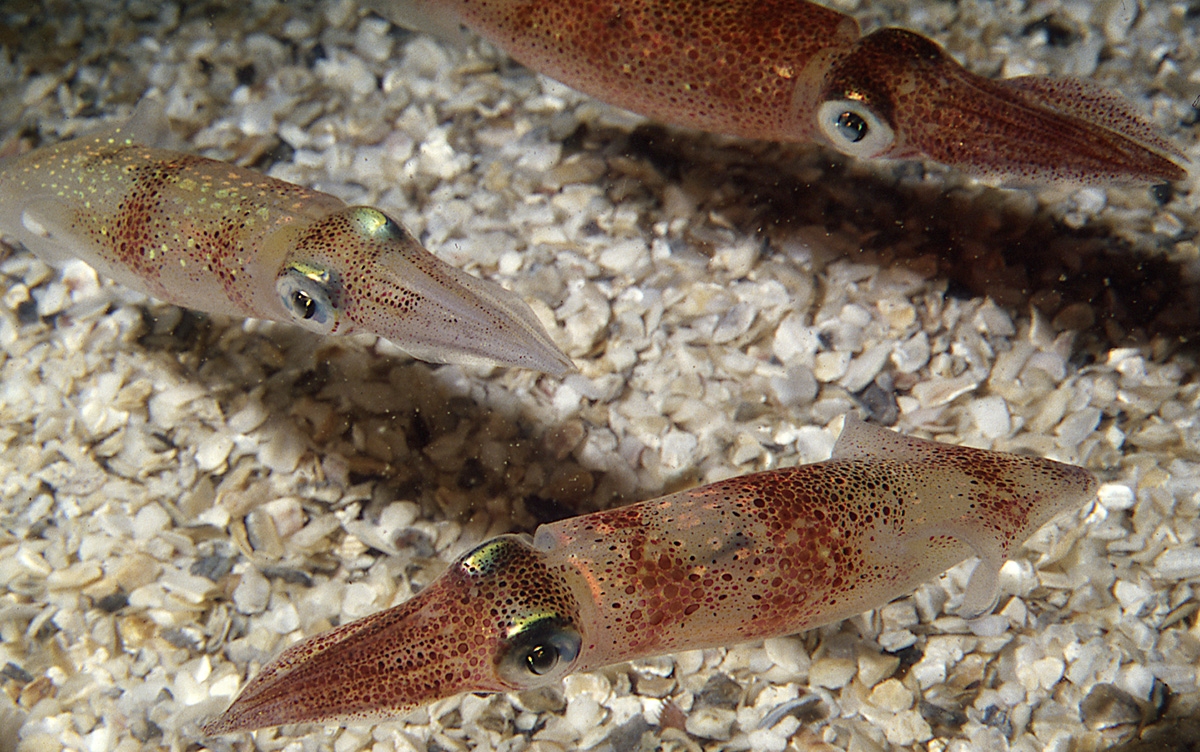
[496,615,582,687]
[524,643,560,675]
[816,100,896,159]
[276,265,341,334]
[291,290,318,319]
[834,110,869,143]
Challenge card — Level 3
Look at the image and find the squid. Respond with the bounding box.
[203,417,1097,733]
[370,0,1187,184]
[0,102,573,375]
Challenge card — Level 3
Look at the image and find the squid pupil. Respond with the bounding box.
[291,290,316,319]
[525,644,557,675]
[835,111,868,143]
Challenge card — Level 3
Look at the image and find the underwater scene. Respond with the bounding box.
[0,1,1198,750]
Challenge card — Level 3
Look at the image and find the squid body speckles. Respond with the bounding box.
[374,0,1187,184]
[204,417,1098,733]
[0,102,573,376]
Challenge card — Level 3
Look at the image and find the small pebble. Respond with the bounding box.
[684,707,736,740]
[809,658,857,689]
[773,313,819,366]
[232,567,271,615]
[869,679,914,713]
[857,649,900,689]
[1096,483,1136,510]
[884,708,934,746]
[1154,548,1200,579]
[132,504,170,540]
[968,396,1011,440]
[746,723,792,752]
[763,637,809,675]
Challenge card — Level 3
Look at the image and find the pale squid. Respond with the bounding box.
[0,102,573,375]
[371,0,1188,184]
[203,417,1097,733]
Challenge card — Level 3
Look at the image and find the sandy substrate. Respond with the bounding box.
[1,1,1199,750]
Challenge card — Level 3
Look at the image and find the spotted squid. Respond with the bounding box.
[0,102,573,375]
[369,0,1187,184]
[204,417,1097,733]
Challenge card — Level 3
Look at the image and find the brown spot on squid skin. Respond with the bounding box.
[379,0,1185,183]
[204,418,1097,734]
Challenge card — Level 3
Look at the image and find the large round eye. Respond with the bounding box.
[496,615,582,687]
[816,99,896,159]
[276,265,341,334]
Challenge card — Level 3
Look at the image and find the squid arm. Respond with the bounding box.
[0,100,573,375]
[369,0,1187,185]
[203,416,1097,733]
